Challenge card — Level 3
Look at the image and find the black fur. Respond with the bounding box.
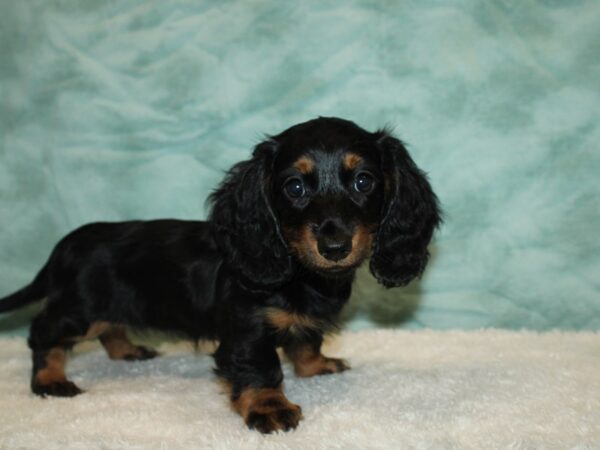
[208,140,293,293]
[0,117,440,433]
[370,131,441,287]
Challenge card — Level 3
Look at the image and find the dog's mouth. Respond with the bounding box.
[315,264,358,278]
[286,223,374,276]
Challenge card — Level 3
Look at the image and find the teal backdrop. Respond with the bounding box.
[1,1,599,335]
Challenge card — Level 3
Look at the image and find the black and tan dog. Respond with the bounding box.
[0,117,441,433]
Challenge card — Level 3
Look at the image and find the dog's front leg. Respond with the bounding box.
[214,335,303,433]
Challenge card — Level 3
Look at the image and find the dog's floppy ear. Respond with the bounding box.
[209,140,292,293]
[369,130,442,287]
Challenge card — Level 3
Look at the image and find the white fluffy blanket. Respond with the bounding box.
[0,330,598,449]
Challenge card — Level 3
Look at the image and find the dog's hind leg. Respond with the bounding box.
[98,325,158,361]
[30,346,81,397]
[28,310,85,397]
[284,337,350,378]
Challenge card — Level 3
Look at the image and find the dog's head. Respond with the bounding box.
[209,117,441,292]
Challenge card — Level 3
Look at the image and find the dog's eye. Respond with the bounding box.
[284,178,306,198]
[353,172,374,193]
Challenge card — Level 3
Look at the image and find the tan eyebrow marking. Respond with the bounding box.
[293,156,315,174]
[343,152,363,170]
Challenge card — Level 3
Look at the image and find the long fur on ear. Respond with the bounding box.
[369,131,442,287]
[208,141,292,293]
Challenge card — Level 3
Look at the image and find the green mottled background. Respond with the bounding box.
[1,1,599,335]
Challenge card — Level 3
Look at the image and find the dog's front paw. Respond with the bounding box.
[234,387,303,433]
[246,402,303,433]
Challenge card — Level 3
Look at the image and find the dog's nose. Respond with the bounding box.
[318,238,352,262]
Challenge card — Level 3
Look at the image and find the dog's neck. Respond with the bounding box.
[265,267,354,317]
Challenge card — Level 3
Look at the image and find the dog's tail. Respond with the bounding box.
[0,263,49,313]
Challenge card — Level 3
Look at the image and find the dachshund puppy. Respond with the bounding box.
[0,117,440,433]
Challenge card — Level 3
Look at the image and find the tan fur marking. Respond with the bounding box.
[35,348,67,385]
[232,388,261,418]
[81,321,111,341]
[286,345,350,378]
[98,326,139,360]
[293,156,315,174]
[232,387,301,420]
[265,308,322,334]
[287,225,315,265]
[343,152,363,170]
[289,224,374,270]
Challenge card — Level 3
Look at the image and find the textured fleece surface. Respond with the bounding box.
[0,330,599,449]
[1,1,599,333]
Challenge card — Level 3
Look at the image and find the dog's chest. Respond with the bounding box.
[264,307,325,336]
